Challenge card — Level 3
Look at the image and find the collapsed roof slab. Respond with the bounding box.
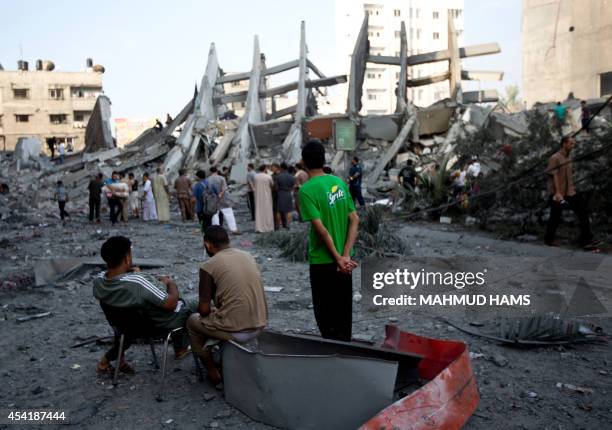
[229,36,266,183]
[396,21,408,113]
[214,75,347,105]
[282,21,309,163]
[195,43,225,125]
[347,14,369,115]
[84,95,114,153]
[368,43,501,67]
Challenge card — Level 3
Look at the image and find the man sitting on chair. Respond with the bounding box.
[187,226,268,384]
[94,236,196,374]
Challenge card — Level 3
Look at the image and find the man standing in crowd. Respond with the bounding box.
[58,141,66,165]
[104,172,123,225]
[152,167,170,222]
[88,173,103,223]
[253,165,274,233]
[192,170,212,231]
[187,226,267,384]
[174,169,193,222]
[119,173,130,223]
[299,141,359,342]
[246,163,256,221]
[270,163,281,229]
[208,167,240,235]
[55,180,69,223]
[545,136,594,248]
[142,172,158,221]
[348,156,365,209]
[581,100,590,133]
[274,162,296,229]
[94,236,195,374]
[128,173,139,219]
[553,101,567,132]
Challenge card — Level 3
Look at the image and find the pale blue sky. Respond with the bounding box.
[0,0,522,118]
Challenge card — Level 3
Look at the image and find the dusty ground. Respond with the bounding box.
[1,200,611,430]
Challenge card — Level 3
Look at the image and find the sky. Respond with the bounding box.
[0,0,522,118]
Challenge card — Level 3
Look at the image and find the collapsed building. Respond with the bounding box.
[1,14,611,223]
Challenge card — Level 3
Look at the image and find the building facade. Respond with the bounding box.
[522,0,612,106]
[335,0,464,114]
[0,60,103,152]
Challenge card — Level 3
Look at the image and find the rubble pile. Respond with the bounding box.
[402,97,612,235]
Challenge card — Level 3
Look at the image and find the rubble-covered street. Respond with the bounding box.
[1,202,611,428]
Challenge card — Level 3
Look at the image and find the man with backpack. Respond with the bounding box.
[193,170,218,233]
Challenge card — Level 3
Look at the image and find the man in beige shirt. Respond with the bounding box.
[187,226,267,384]
[545,136,593,247]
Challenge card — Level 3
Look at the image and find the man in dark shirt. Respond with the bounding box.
[398,160,416,191]
[88,173,103,223]
[93,236,196,374]
[274,162,296,228]
[348,156,365,209]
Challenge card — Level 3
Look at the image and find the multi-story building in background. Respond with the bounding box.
[522,0,612,106]
[0,59,104,152]
[335,0,464,114]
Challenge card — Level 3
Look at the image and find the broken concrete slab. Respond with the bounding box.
[84,95,114,153]
[82,148,121,163]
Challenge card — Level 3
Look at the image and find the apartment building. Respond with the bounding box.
[522,0,612,106]
[335,0,464,114]
[0,59,104,152]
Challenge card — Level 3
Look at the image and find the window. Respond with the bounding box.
[49,88,64,100]
[15,114,30,122]
[395,51,400,57]
[393,9,401,17]
[409,8,412,18]
[73,111,90,122]
[433,11,439,19]
[367,73,376,79]
[395,72,400,79]
[367,94,377,100]
[395,31,401,38]
[450,9,462,19]
[13,89,29,99]
[456,30,463,37]
[416,8,420,18]
[433,32,440,40]
[410,28,414,39]
[601,71,612,96]
[50,114,68,124]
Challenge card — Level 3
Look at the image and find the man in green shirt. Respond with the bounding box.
[298,141,359,341]
[93,236,196,374]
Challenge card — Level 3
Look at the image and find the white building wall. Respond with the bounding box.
[335,0,464,114]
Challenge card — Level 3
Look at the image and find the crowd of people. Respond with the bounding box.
[92,141,360,385]
[65,153,366,237]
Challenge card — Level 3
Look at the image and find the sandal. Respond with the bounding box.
[118,361,135,374]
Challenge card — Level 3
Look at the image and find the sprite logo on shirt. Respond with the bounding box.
[327,184,346,206]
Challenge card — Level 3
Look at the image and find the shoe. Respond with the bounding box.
[231,230,242,236]
[174,346,191,360]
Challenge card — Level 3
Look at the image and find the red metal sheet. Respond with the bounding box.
[360,325,480,430]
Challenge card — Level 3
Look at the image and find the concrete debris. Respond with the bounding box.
[84,95,114,153]
[13,137,42,170]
